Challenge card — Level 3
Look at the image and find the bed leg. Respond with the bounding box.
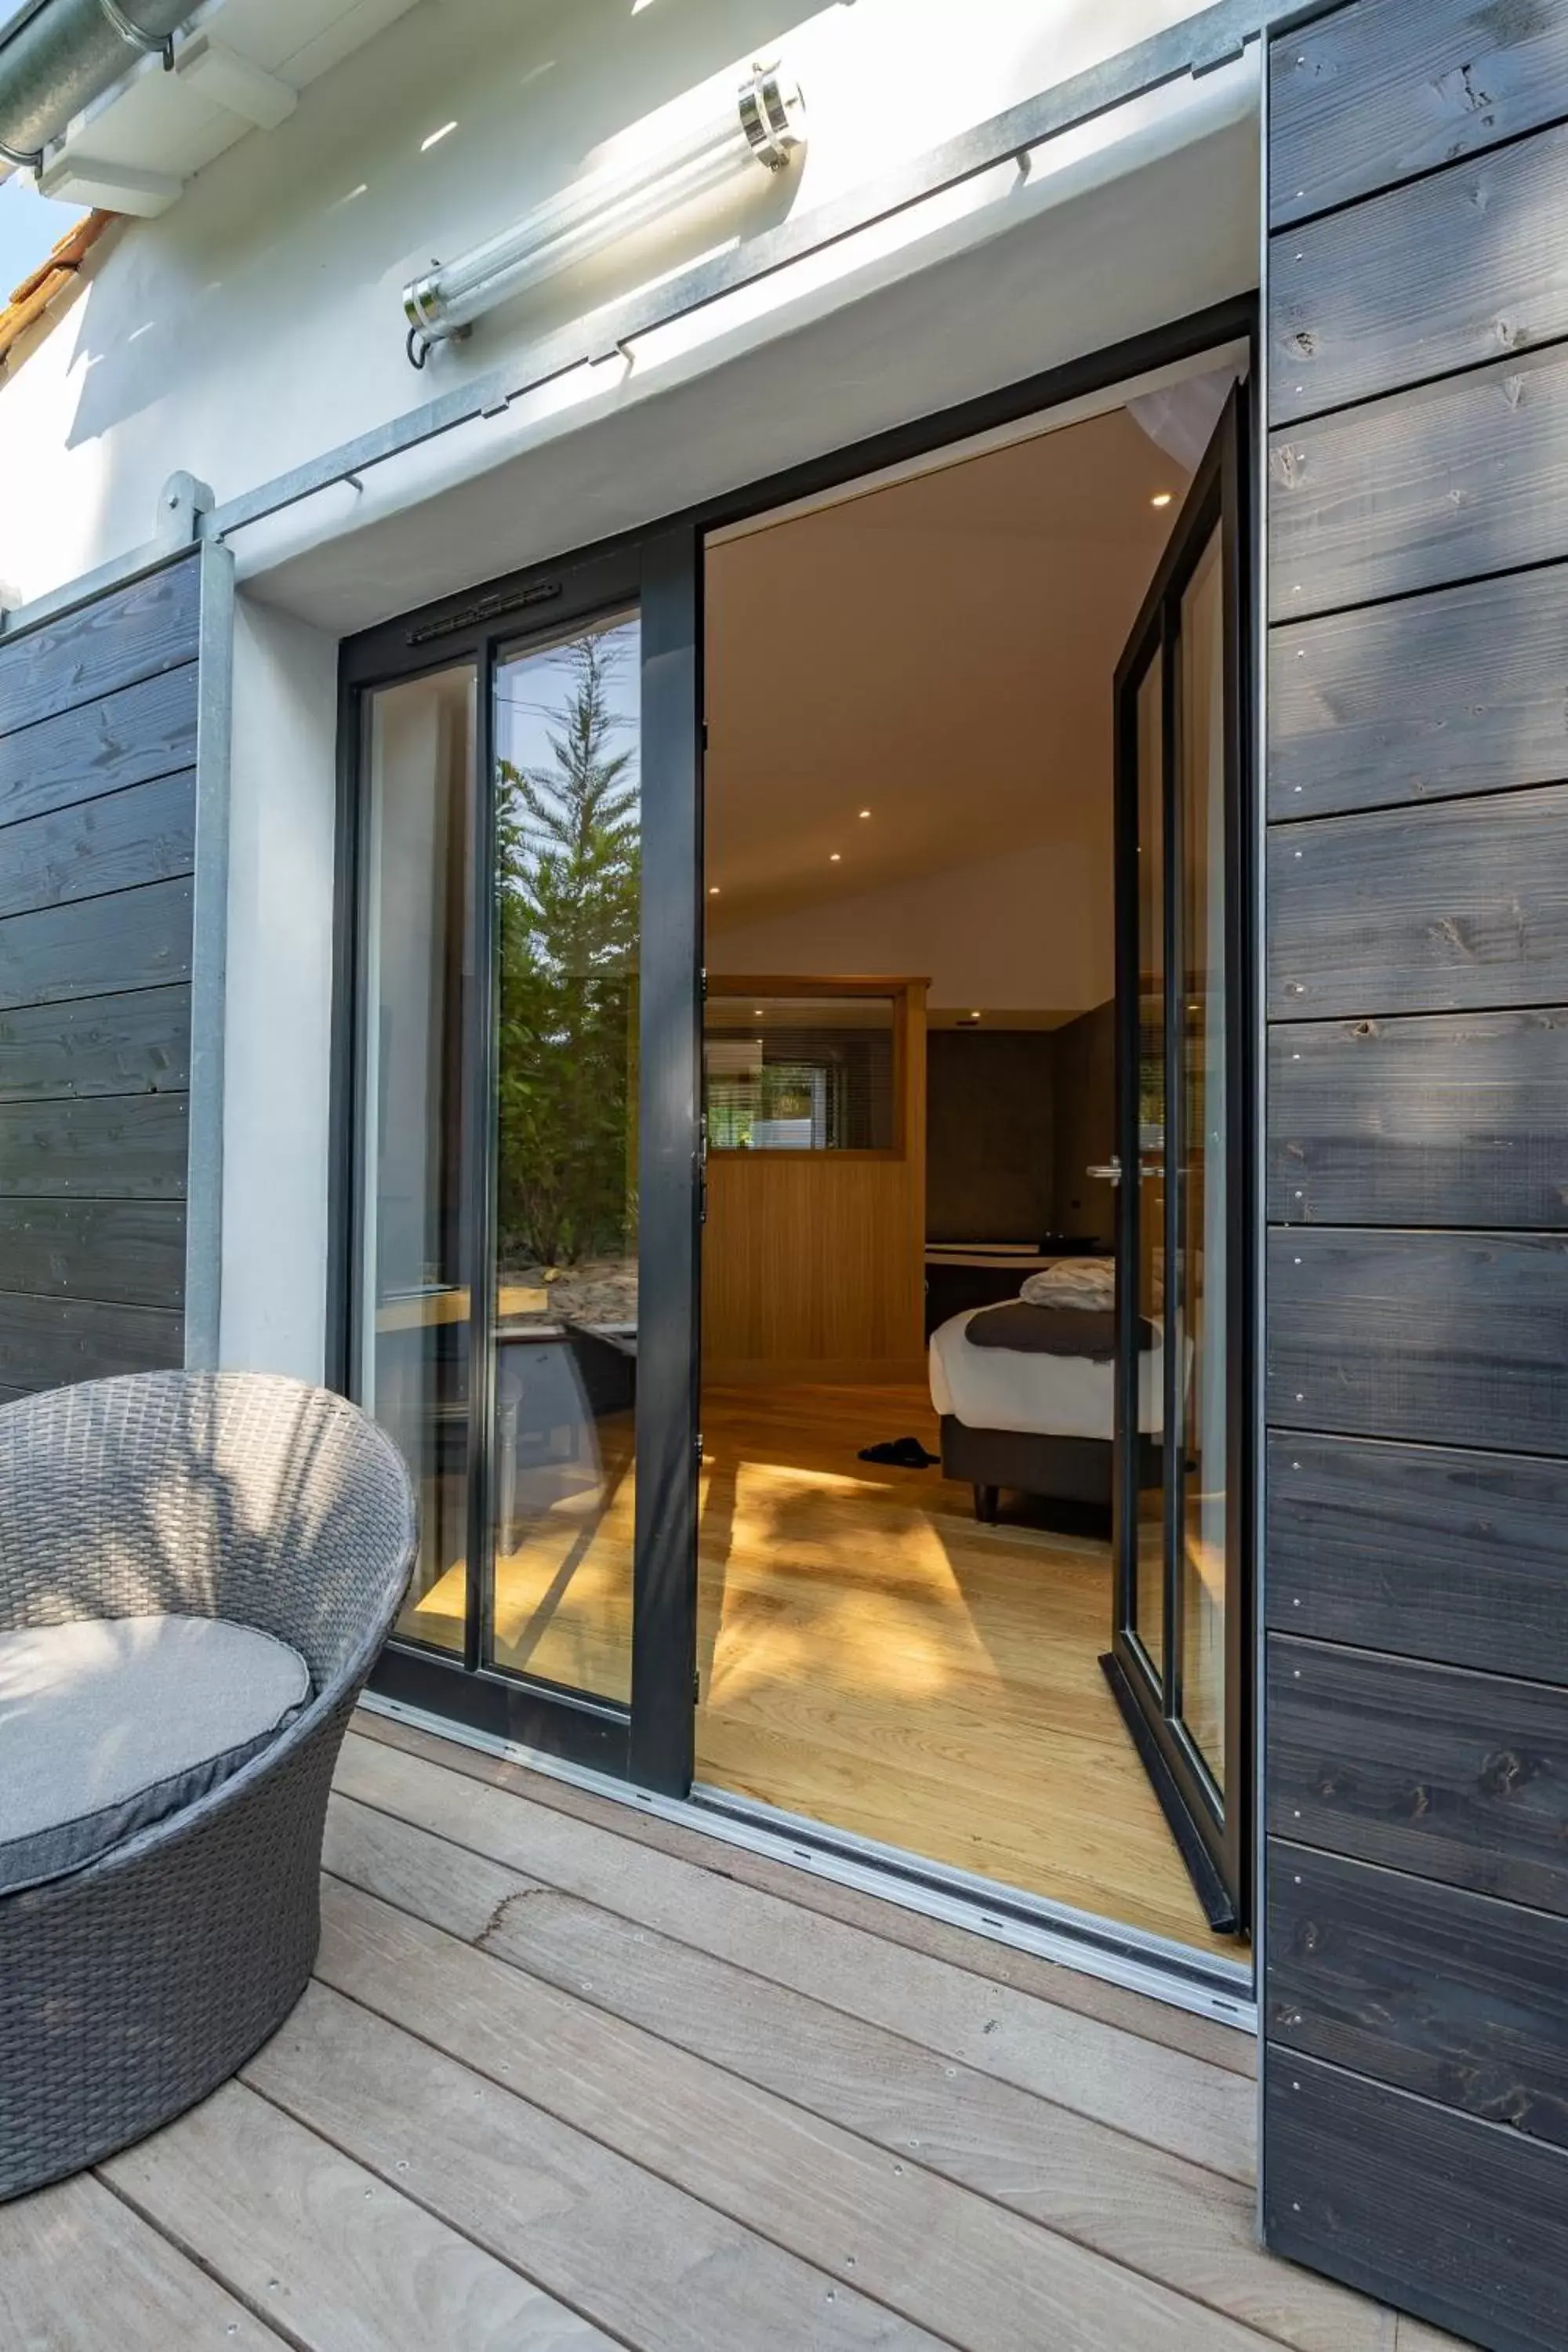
[974,1483,1000,1525]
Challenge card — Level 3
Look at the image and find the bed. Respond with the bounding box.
[928,1301,1163,1522]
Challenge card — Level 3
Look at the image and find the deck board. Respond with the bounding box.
[325,1787,1392,2352]
[314,1873,1276,2352]
[334,1730,1254,2180]
[0,1715,1427,2352]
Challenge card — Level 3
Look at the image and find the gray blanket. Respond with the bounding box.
[964,1302,1155,1362]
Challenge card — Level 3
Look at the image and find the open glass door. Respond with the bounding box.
[351,533,703,1788]
[1103,384,1252,1936]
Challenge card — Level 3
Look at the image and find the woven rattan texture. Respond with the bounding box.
[0,1373,416,2200]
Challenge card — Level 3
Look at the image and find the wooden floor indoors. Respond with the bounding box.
[412,1380,1232,1955]
[0,1711,1462,2352]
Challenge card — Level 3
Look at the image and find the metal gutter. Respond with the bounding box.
[0,0,194,170]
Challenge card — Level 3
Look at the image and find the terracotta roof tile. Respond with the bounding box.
[0,206,110,373]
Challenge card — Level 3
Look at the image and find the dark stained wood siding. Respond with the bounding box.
[0,559,198,1389]
[1264,8,1568,2341]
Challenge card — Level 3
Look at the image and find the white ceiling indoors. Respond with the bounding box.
[704,392,1203,1018]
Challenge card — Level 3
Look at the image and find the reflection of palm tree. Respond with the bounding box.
[497,630,641,1271]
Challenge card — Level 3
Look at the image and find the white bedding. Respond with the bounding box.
[928,1307,1165,1441]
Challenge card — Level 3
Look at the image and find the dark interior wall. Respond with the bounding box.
[1051,1000,1116,1246]
[0,559,198,1399]
[1263,8,1568,2347]
[924,1028,1055,1240]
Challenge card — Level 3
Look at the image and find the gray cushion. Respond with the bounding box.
[0,1613,310,1896]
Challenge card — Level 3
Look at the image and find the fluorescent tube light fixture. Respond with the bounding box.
[403,64,805,364]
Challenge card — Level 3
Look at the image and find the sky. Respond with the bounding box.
[0,173,86,299]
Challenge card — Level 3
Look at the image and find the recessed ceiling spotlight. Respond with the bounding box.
[970,1011,982,1021]
[753,1008,765,1018]
[829,852,841,862]
[708,885,720,895]
[1151,492,1174,509]
[858,808,871,819]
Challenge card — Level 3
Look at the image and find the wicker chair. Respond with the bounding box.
[0,1371,416,2201]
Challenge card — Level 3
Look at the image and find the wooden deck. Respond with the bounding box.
[1,1711,1465,2352]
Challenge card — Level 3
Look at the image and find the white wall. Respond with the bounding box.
[0,0,1245,611]
[219,590,340,1380]
[709,838,1111,1014]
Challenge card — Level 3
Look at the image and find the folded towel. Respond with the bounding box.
[1020,1259,1115,1310]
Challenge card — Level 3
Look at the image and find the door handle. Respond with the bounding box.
[1086,1161,1121,1185]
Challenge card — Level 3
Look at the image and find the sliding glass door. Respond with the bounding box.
[1105,384,1252,1934]
[347,538,702,1782]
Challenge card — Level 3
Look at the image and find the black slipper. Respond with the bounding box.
[857,1436,938,1468]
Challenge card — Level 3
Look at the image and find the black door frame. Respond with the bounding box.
[1103,383,1255,1933]
[333,291,1260,1843]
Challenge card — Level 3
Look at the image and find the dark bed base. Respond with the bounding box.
[940,1415,1160,1524]
[939,1414,1112,1522]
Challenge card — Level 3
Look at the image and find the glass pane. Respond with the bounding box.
[1178,528,1227,1788]
[1131,648,1166,1682]
[488,612,641,1701]
[358,665,477,1653]
[706,993,897,1150]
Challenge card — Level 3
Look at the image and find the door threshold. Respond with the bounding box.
[359,1691,1256,2032]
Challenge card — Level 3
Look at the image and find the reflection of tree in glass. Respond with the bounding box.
[497,629,639,1272]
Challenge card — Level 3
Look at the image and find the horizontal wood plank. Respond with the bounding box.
[1271,121,1568,423]
[1264,2052,1568,2352]
[0,1294,183,1391]
[1267,1634,1568,1914]
[0,771,194,923]
[0,1196,185,1307]
[250,1979,937,2352]
[1268,1841,1568,2147]
[1268,1011,1568,1226]
[332,1733,1254,2183]
[1269,0,1568,228]
[1266,1432,1568,1682]
[0,665,197,833]
[0,1091,188,1200]
[1268,785,1568,1019]
[102,2078,612,2352]
[1267,1227,1568,1450]
[0,984,191,1102]
[0,560,199,743]
[0,2172,283,2352]
[325,1790,1386,2352]
[315,1876,1274,2352]
[0,878,193,1011]
[1269,559,1568,822]
[350,1707,1254,2076]
[1269,343,1568,622]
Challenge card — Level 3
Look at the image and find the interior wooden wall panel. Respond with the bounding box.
[1267,1011,1568,1228]
[1269,563,1568,821]
[702,982,926,1381]
[1263,6,1568,2337]
[1266,1432,1568,1683]
[1264,2056,1568,2352]
[0,554,199,1396]
[1269,0,1568,230]
[1268,1841,1568,2147]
